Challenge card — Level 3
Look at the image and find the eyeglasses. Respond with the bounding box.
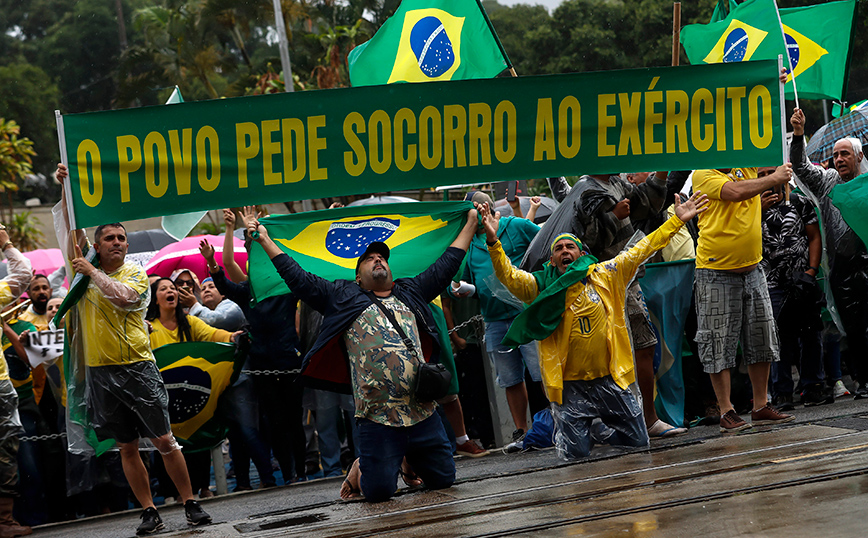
[176,280,193,288]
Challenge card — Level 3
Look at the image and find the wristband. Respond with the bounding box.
[1,241,12,251]
[486,239,498,247]
[808,266,819,272]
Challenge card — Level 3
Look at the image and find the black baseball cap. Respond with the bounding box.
[355,242,390,274]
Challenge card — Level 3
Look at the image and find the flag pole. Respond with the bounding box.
[771,0,798,109]
[671,2,681,67]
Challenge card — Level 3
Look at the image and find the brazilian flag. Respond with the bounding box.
[829,172,868,251]
[681,0,787,67]
[348,0,509,87]
[778,1,858,101]
[248,201,472,302]
[154,341,241,452]
[681,0,857,102]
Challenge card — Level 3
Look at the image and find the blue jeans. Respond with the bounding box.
[484,319,541,388]
[357,414,455,502]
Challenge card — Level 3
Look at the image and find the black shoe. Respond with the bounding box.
[136,507,164,535]
[184,500,212,526]
[801,384,834,406]
[854,385,868,400]
[772,394,795,412]
[504,429,525,453]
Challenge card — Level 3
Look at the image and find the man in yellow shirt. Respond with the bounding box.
[56,164,211,535]
[478,193,707,460]
[692,164,796,433]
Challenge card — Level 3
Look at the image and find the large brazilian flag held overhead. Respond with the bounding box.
[348,0,509,86]
[248,201,472,302]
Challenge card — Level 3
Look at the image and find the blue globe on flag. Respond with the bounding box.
[163,366,211,422]
[723,28,749,62]
[410,16,456,77]
[326,218,400,259]
[785,33,800,74]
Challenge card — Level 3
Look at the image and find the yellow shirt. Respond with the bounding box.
[562,286,610,382]
[18,308,49,330]
[693,168,762,270]
[149,316,232,349]
[489,214,686,404]
[80,263,153,367]
[661,204,696,262]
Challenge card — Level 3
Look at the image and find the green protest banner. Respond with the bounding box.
[57,59,786,229]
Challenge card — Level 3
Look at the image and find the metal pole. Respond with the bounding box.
[272,0,294,92]
[823,99,831,123]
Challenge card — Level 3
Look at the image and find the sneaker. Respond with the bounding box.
[772,393,795,412]
[504,429,526,454]
[720,410,751,433]
[136,507,164,535]
[833,380,851,398]
[456,439,490,458]
[801,384,834,407]
[854,384,868,400]
[751,404,795,426]
[184,499,212,526]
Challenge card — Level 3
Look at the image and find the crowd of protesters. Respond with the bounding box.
[0,107,862,535]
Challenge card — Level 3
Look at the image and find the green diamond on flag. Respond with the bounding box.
[248,201,472,302]
[348,0,509,87]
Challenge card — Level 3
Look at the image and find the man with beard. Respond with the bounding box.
[245,205,478,502]
[20,276,51,329]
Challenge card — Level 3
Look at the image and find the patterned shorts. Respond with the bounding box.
[626,281,658,350]
[694,267,779,374]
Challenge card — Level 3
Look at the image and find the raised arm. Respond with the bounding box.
[221,209,247,283]
[477,202,540,304]
[410,208,480,302]
[245,207,336,308]
[0,230,32,305]
[54,164,88,254]
[790,108,838,198]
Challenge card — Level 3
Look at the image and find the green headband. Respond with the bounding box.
[551,233,582,253]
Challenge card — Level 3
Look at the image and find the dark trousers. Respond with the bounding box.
[769,286,824,396]
[357,414,455,502]
[253,374,306,483]
[830,270,868,385]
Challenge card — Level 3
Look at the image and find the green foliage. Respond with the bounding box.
[0,119,35,221]
[0,63,60,173]
[5,211,45,252]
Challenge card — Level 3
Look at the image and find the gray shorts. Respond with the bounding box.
[626,281,658,350]
[694,267,779,374]
[88,360,172,444]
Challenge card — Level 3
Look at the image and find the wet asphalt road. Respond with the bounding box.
[32,397,868,538]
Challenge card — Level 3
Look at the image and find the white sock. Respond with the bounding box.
[456,435,470,444]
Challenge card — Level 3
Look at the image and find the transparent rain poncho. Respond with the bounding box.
[52,203,169,457]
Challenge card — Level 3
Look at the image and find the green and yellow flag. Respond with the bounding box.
[348,0,509,86]
[248,201,472,302]
[778,0,858,101]
[682,0,857,102]
[681,0,788,67]
[154,341,240,452]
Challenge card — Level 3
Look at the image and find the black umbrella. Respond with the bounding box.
[127,229,177,254]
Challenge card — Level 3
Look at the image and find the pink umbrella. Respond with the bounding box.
[144,235,247,282]
[20,248,66,277]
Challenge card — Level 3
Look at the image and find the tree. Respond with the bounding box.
[0,119,35,222]
[0,63,61,175]
[6,211,45,251]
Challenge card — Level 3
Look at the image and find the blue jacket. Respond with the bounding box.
[271,247,466,394]
[211,268,302,372]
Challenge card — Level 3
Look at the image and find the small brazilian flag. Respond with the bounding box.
[348,0,509,87]
[248,201,472,302]
[154,341,240,453]
[680,0,787,67]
